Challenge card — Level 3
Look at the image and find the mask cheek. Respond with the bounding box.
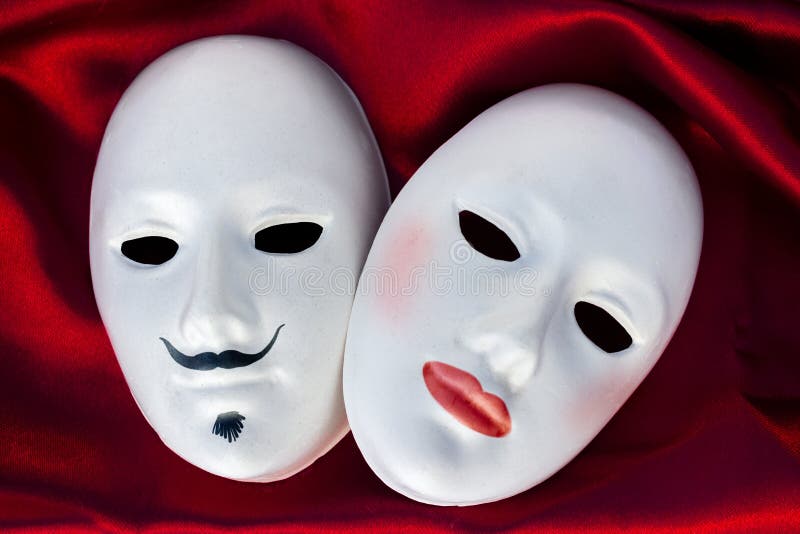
[563,352,653,441]
[532,316,624,437]
[372,222,433,324]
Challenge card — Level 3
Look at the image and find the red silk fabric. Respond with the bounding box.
[0,1,799,531]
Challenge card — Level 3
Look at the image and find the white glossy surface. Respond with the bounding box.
[343,84,702,505]
[90,36,389,481]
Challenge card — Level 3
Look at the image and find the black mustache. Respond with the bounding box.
[160,324,285,371]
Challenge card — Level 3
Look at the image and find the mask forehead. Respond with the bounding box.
[93,36,380,223]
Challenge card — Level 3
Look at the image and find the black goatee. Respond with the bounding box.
[212,411,246,443]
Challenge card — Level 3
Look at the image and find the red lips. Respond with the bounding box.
[422,361,511,437]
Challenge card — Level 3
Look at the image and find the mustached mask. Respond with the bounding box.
[343,84,702,505]
[90,36,389,481]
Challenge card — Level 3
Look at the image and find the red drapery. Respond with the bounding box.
[0,1,798,531]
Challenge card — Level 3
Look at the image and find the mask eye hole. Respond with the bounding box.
[574,301,633,353]
[255,222,323,254]
[120,236,178,265]
[458,210,520,262]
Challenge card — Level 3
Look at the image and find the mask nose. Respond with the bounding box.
[463,333,539,393]
[178,239,257,350]
[457,306,545,394]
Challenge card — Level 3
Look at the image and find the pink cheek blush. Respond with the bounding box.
[375,223,432,324]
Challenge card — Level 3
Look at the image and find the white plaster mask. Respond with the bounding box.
[343,84,703,505]
[90,36,389,481]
